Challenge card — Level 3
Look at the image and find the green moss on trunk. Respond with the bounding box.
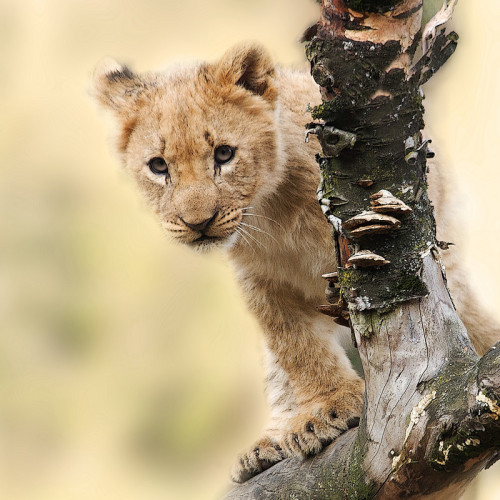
[307,34,435,310]
[427,348,500,472]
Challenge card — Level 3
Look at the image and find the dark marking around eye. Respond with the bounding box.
[204,131,214,148]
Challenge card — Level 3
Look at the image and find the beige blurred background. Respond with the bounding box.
[0,0,499,499]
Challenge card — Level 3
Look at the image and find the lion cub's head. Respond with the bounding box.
[92,43,282,250]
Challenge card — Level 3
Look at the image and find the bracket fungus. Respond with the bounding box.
[370,189,412,215]
[322,272,339,283]
[316,303,344,317]
[347,249,390,268]
[357,179,374,188]
[319,272,350,324]
[343,210,401,238]
[316,302,350,327]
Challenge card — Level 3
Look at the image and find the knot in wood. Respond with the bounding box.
[305,123,357,157]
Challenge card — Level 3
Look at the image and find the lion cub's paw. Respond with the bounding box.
[231,436,285,484]
[282,382,364,457]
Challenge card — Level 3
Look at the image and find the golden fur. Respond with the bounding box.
[92,43,499,483]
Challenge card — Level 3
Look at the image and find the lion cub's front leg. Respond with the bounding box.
[231,282,364,483]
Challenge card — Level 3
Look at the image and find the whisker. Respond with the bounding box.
[239,222,280,245]
[238,226,266,250]
[242,212,283,228]
[235,228,256,253]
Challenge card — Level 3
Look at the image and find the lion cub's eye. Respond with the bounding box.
[148,157,169,175]
[214,145,236,165]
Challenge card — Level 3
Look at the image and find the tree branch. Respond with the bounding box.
[224,259,500,499]
[225,1,500,497]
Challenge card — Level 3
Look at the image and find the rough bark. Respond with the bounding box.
[225,1,500,498]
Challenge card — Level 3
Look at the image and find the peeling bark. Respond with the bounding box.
[224,1,500,498]
[225,259,500,499]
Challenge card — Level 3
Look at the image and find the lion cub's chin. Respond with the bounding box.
[184,232,239,253]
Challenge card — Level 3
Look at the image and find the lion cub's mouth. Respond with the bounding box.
[170,209,242,249]
[193,234,222,243]
[188,233,228,249]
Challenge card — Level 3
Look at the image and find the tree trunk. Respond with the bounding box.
[224,1,500,498]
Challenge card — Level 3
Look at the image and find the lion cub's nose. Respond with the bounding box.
[181,212,218,232]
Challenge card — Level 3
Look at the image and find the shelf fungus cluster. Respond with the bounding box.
[341,190,413,270]
[317,189,415,318]
[317,272,350,327]
[342,189,412,239]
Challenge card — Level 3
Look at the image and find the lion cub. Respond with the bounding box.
[92,43,498,483]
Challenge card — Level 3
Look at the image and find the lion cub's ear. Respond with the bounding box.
[91,58,145,116]
[215,43,278,104]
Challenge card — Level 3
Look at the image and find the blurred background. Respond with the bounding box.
[0,0,499,498]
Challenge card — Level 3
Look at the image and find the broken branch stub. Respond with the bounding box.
[305,123,357,157]
[422,0,458,54]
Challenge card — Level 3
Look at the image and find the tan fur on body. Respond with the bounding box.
[92,43,499,483]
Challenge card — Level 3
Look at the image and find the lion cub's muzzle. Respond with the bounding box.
[181,212,221,245]
[178,208,243,248]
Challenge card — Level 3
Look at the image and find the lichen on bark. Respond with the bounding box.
[307,32,437,310]
[427,347,500,472]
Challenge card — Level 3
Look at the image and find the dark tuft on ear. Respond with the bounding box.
[91,58,145,115]
[106,65,136,83]
[215,42,277,104]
